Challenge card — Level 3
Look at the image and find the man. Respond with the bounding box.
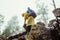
[22,12,35,35]
[48,8,60,40]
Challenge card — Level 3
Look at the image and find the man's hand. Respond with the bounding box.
[23,24,26,27]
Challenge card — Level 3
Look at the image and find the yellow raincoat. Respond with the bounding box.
[22,12,35,27]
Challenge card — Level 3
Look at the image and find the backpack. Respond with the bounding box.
[27,8,37,18]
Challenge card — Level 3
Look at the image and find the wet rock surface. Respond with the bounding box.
[0,22,60,40]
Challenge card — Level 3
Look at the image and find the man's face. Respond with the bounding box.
[57,17,60,19]
[56,17,60,23]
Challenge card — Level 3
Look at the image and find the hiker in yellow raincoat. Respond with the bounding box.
[22,7,36,40]
[22,12,35,33]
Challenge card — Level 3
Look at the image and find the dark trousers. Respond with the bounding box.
[23,25,31,35]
